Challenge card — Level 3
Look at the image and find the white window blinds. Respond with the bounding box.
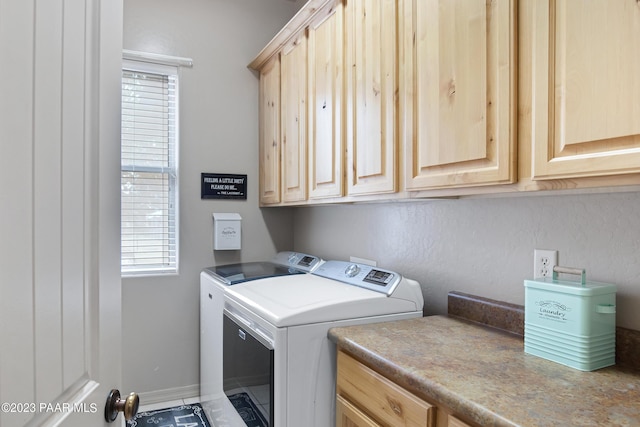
[121,63,179,275]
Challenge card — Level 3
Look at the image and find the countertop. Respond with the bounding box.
[328,315,640,427]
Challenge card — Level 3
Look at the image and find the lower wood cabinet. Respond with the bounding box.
[336,395,381,427]
[336,350,474,427]
[336,350,434,426]
[447,415,474,427]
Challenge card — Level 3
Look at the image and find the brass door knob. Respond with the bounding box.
[104,389,139,423]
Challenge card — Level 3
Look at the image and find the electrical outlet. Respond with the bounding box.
[534,249,558,278]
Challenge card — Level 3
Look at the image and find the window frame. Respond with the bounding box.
[121,58,180,277]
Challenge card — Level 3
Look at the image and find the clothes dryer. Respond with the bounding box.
[199,251,323,420]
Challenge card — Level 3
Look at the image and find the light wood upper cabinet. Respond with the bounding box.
[258,56,281,205]
[345,0,398,195]
[401,0,516,190]
[281,31,308,203]
[522,0,640,180]
[252,0,640,205]
[308,0,344,199]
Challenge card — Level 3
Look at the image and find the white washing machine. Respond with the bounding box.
[199,252,323,424]
[213,260,424,427]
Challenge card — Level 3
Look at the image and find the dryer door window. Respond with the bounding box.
[223,312,274,426]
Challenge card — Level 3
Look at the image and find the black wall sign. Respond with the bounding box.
[201,173,247,200]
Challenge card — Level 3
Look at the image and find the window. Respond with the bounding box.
[121,59,179,275]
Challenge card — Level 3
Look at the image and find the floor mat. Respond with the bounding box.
[126,402,211,427]
[227,392,268,427]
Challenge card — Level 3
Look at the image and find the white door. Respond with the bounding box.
[0,1,130,426]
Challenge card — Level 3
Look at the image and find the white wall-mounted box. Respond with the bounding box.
[213,213,242,250]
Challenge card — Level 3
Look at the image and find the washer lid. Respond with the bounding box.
[224,274,422,327]
[202,251,323,285]
[204,261,304,285]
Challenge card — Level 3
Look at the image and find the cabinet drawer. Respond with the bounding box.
[337,350,435,426]
[447,414,474,427]
[337,394,381,427]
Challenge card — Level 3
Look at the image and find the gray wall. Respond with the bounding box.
[122,0,304,398]
[293,190,640,330]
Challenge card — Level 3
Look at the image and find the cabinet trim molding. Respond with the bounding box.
[248,0,336,71]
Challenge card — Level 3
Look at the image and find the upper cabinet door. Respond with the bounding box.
[401,0,516,190]
[345,0,397,196]
[281,32,308,203]
[308,1,344,199]
[259,56,281,205]
[526,0,640,180]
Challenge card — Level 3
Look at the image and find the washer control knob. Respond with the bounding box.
[288,252,297,264]
[345,264,361,278]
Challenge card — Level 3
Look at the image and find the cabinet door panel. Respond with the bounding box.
[402,0,515,189]
[308,1,344,199]
[530,0,640,179]
[420,0,486,167]
[281,33,308,202]
[346,0,397,195]
[259,57,281,204]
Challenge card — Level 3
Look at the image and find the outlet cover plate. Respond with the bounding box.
[534,249,558,278]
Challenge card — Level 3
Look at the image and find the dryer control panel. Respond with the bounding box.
[272,251,323,273]
[312,260,402,296]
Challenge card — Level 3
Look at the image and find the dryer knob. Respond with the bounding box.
[345,264,361,278]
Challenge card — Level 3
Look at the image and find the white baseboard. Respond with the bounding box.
[137,384,200,405]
